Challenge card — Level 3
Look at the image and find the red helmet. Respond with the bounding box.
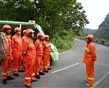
[2,24,12,30]
[37,32,43,38]
[26,28,35,36]
[44,35,50,39]
[85,34,94,41]
[23,30,27,34]
[14,27,21,32]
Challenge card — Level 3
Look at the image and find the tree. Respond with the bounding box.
[0,0,89,36]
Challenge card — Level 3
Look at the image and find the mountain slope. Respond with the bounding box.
[84,28,97,35]
[95,13,109,40]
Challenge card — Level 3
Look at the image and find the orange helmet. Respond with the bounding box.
[2,24,12,30]
[23,30,27,34]
[14,27,21,32]
[85,34,94,41]
[44,35,50,39]
[37,32,43,38]
[26,28,35,36]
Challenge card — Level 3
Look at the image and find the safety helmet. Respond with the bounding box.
[85,34,94,41]
[37,32,43,38]
[44,35,50,39]
[14,27,21,32]
[26,28,35,36]
[2,24,12,30]
[23,30,27,34]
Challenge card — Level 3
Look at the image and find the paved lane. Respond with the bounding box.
[0,38,109,88]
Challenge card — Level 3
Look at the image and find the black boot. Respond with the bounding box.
[25,85,32,88]
[31,79,37,82]
[13,74,19,77]
[39,72,45,75]
[44,70,49,73]
[2,79,7,84]
[18,70,25,72]
[35,75,41,79]
[48,68,51,70]
[7,76,14,80]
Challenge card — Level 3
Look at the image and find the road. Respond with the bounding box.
[0,38,109,88]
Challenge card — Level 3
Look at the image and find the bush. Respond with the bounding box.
[50,29,74,53]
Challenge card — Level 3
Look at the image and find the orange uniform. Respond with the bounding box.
[83,42,97,85]
[1,34,12,79]
[43,41,51,71]
[22,35,27,63]
[35,39,43,75]
[22,36,36,86]
[12,34,22,74]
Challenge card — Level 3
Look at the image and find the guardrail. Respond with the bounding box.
[75,37,109,46]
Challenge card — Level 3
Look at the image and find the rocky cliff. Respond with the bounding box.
[95,13,109,40]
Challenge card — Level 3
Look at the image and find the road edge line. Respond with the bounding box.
[89,70,109,88]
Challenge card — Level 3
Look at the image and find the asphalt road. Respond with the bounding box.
[0,38,109,88]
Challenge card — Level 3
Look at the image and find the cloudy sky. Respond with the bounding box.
[77,0,109,29]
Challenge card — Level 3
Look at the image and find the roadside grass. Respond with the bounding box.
[50,30,74,53]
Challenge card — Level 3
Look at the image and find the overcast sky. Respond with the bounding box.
[77,0,109,29]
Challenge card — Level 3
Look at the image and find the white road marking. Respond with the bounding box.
[52,62,79,73]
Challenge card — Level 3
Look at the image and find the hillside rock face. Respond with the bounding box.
[95,13,109,40]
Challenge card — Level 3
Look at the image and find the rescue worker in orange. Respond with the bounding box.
[22,29,36,88]
[12,27,23,77]
[0,25,14,84]
[35,32,45,79]
[43,35,51,73]
[22,30,27,64]
[83,34,97,87]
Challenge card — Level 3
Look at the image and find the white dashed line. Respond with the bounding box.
[52,62,79,73]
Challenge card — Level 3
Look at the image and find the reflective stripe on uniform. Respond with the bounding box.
[88,77,94,80]
[43,66,48,69]
[22,51,26,54]
[93,58,97,60]
[18,66,22,68]
[2,72,7,75]
[86,48,90,52]
[40,66,43,69]
[13,68,17,71]
[7,71,10,73]
[25,77,31,80]
[28,44,34,48]
[32,73,35,76]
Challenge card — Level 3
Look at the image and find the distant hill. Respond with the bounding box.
[95,13,109,40]
[84,28,97,35]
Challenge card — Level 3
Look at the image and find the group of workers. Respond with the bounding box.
[0,23,98,88]
[0,24,51,88]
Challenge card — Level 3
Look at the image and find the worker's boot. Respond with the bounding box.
[13,73,19,77]
[25,85,32,88]
[7,76,14,80]
[39,72,45,75]
[2,79,7,84]
[48,67,51,70]
[44,70,49,73]
[36,75,41,79]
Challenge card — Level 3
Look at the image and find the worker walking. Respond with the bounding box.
[0,25,14,85]
[43,35,51,73]
[12,27,23,77]
[83,34,98,87]
[35,32,45,79]
[22,29,36,88]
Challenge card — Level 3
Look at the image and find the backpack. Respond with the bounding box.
[0,32,7,61]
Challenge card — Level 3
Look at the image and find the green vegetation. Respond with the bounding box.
[0,0,89,52]
[84,28,97,35]
[50,29,74,52]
